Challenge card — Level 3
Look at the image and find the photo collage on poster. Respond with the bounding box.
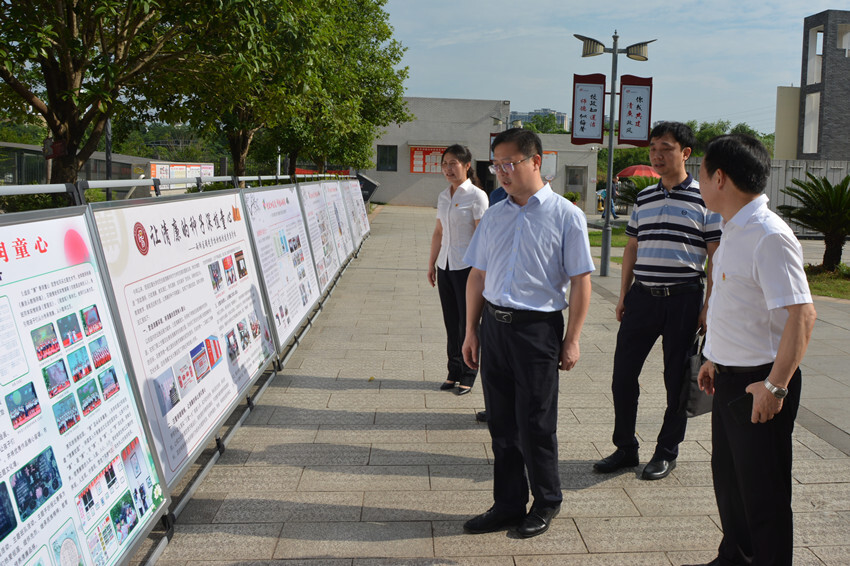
[25,303,117,439]
[0,214,164,566]
[243,186,321,351]
[298,182,341,294]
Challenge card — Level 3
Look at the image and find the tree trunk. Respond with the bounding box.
[287,150,299,177]
[822,233,846,271]
[227,128,258,187]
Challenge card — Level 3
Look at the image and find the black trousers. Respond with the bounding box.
[437,267,477,386]
[480,309,564,512]
[611,283,702,460]
[712,366,800,566]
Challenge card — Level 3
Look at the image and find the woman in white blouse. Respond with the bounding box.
[427,145,489,395]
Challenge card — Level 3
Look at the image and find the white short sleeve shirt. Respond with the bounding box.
[704,195,813,366]
[436,179,488,270]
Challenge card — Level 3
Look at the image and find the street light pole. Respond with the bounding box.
[574,31,655,276]
[600,31,619,277]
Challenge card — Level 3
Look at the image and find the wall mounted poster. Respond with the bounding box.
[91,193,274,486]
[342,179,370,244]
[322,181,355,262]
[243,185,320,351]
[298,183,341,294]
[0,210,164,566]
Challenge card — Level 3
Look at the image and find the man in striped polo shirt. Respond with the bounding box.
[594,122,722,480]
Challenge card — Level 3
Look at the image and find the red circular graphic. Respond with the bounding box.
[133,222,149,256]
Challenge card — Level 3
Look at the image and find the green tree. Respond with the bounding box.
[0,0,274,184]
[778,173,850,271]
[524,114,567,134]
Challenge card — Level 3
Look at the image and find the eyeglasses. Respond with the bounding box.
[489,155,535,175]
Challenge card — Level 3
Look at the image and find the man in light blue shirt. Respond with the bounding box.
[461,128,594,538]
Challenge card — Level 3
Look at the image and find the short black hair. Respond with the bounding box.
[491,128,542,158]
[702,134,771,195]
[649,121,696,150]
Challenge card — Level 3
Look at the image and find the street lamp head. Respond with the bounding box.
[625,39,656,61]
[574,34,605,57]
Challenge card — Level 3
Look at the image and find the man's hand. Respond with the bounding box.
[462,331,479,370]
[697,360,715,395]
[615,296,626,322]
[697,304,708,335]
[746,380,783,423]
[427,264,436,287]
[559,339,580,371]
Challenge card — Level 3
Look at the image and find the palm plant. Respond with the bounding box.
[617,176,660,206]
[778,173,850,271]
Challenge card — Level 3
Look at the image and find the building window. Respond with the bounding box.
[377,145,397,171]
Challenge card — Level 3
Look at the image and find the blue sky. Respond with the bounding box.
[384,1,838,134]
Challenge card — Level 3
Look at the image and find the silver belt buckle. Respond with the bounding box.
[494,309,512,323]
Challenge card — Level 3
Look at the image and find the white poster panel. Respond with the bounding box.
[619,84,651,144]
[0,211,165,566]
[322,181,355,261]
[91,194,274,486]
[243,186,320,350]
[298,183,341,294]
[572,81,605,143]
[541,151,558,182]
[342,180,369,244]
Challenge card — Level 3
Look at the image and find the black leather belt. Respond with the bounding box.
[714,362,773,374]
[633,280,703,297]
[485,301,559,324]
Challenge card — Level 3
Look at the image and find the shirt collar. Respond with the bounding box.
[656,173,693,193]
[452,178,473,193]
[507,183,552,207]
[726,193,769,229]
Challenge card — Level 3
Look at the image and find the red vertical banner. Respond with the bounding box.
[618,75,652,147]
[571,74,606,145]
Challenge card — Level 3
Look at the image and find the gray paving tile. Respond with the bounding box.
[316,424,427,444]
[160,523,283,561]
[576,516,721,553]
[794,512,850,546]
[794,482,850,513]
[794,459,850,484]
[180,492,227,524]
[213,491,363,523]
[195,466,303,494]
[354,558,511,566]
[245,443,371,466]
[274,521,433,559]
[515,553,671,565]
[361,490,491,521]
[811,545,850,565]
[298,465,430,491]
[625,486,717,516]
[369,442,488,465]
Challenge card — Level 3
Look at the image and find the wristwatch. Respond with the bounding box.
[763,378,788,399]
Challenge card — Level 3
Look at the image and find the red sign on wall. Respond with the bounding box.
[409,146,446,174]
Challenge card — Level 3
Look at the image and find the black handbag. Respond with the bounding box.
[679,332,713,417]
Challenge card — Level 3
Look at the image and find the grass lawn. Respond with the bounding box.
[588,226,629,247]
[805,264,850,300]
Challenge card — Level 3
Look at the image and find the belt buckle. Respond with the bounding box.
[494,310,512,323]
[650,286,670,297]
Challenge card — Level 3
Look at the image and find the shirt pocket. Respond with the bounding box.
[450,206,476,247]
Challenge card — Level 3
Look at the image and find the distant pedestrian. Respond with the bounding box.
[427,144,488,395]
[601,176,619,219]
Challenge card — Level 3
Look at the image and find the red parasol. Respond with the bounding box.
[616,164,660,179]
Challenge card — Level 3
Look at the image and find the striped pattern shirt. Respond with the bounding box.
[625,175,722,285]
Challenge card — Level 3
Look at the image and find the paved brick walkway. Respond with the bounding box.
[138,205,850,565]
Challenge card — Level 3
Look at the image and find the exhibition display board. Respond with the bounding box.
[0,209,165,566]
[298,182,342,294]
[322,181,355,262]
[344,179,370,243]
[243,185,321,353]
[90,192,274,487]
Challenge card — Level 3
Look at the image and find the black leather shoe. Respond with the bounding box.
[641,458,676,480]
[517,505,560,538]
[593,449,639,473]
[457,386,473,396]
[463,506,525,534]
[476,410,487,422]
[439,380,457,391]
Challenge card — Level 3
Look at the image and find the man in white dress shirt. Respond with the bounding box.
[693,134,816,566]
